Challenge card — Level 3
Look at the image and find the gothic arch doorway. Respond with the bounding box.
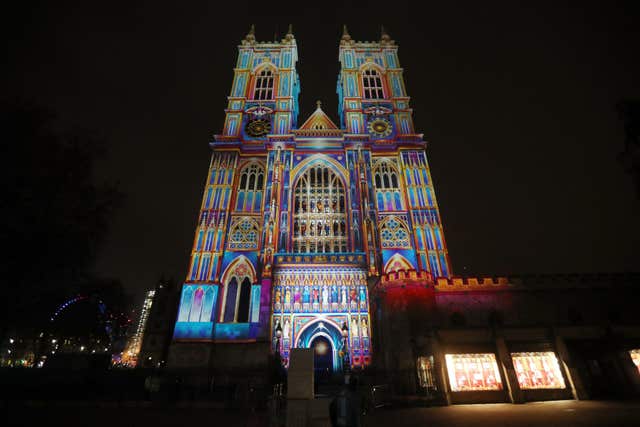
[310,335,333,381]
[296,320,344,372]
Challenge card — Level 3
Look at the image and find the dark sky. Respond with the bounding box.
[4,1,639,301]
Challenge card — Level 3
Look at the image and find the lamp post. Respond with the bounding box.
[275,321,283,357]
[341,321,350,380]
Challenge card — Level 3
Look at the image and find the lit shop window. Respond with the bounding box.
[445,353,503,391]
[416,356,437,390]
[511,352,566,389]
[630,350,640,375]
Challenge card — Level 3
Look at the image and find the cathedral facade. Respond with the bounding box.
[169,26,451,373]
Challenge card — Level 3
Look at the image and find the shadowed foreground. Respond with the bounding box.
[5,400,640,427]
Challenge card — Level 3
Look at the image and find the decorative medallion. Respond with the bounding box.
[367,117,392,137]
[245,118,271,137]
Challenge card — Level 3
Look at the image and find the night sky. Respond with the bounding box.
[4,2,639,302]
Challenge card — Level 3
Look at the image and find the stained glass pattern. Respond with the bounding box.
[228,217,260,250]
[293,165,347,253]
[380,217,411,248]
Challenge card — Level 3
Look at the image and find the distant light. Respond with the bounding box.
[80,346,85,351]
[9,338,14,344]
[148,356,152,360]
[51,339,57,344]
[7,349,11,354]
[104,348,108,352]
[92,350,96,354]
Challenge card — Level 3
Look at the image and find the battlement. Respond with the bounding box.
[377,271,640,292]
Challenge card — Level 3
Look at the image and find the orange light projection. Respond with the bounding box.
[630,349,640,375]
[511,352,566,389]
[445,353,503,391]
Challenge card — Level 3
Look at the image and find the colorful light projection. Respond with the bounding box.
[445,353,503,391]
[630,349,640,375]
[173,284,218,340]
[511,352,566,389]
[271,267,372,370]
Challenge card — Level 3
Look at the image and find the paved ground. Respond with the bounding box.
[4,400,640,426]
[364,400,640,427]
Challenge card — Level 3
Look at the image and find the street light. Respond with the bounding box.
[275,321,283,356]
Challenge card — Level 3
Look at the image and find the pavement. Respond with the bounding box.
[5,399,640,427]
[363,400,640,427]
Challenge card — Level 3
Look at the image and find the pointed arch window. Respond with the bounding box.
[373,159,404,211]
[235,163,265,212]
[254,69,274,100]
[222,277,252,323]
[362,68,384,99]
[293,164,348,253]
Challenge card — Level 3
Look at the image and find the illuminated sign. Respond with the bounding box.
[511,352,566,389]
[445,353,503,391]
[630,349,640,375]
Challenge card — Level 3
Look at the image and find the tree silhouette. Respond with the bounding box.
[0,100,124,338]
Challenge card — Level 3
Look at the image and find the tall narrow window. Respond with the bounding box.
[293,164,348,253]
[373,159,404,211]
[223,278,238,322]
[362,68,384,99]
[254,69,274,100]
[235,163,265,212]
[236,278,252,322]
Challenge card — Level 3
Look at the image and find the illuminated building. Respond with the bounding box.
[169,25,450,373]
[168,26,640,404]
[122,290,155,367]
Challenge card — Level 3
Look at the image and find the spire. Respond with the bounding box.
[285,24,294,41]
[381,25,390,41]
[380,25,394,45]
[341,24,352,42]
[316,100,322,110]
[245,24,256,43]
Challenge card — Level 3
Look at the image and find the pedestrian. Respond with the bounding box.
[330,377,364,427]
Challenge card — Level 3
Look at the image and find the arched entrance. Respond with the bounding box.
[296,320,344,373]
[311,336,333,381]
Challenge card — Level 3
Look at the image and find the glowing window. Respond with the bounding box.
[629,349,640,375]
[373,159,404,211]
[511,352,566,389]
[235,163,265,212]
[445,353,503,391]
[292,164,347,253]
[417,356,437,390]
[254,69,274,100]
[362,68,384,99]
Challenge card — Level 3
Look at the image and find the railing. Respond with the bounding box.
[370,384,391,409]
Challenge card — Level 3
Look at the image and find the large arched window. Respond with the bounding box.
[253,69,274,101]
[293,164,347,253]
[235,163,265,212]
[362,68,384,100]
[373,159,404,211]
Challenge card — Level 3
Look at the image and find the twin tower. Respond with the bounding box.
[169,26,451,373]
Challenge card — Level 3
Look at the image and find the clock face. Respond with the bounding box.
[245,119,271,137]
[367,118,392,137]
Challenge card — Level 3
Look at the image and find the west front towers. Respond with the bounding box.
[169,26,451,374]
